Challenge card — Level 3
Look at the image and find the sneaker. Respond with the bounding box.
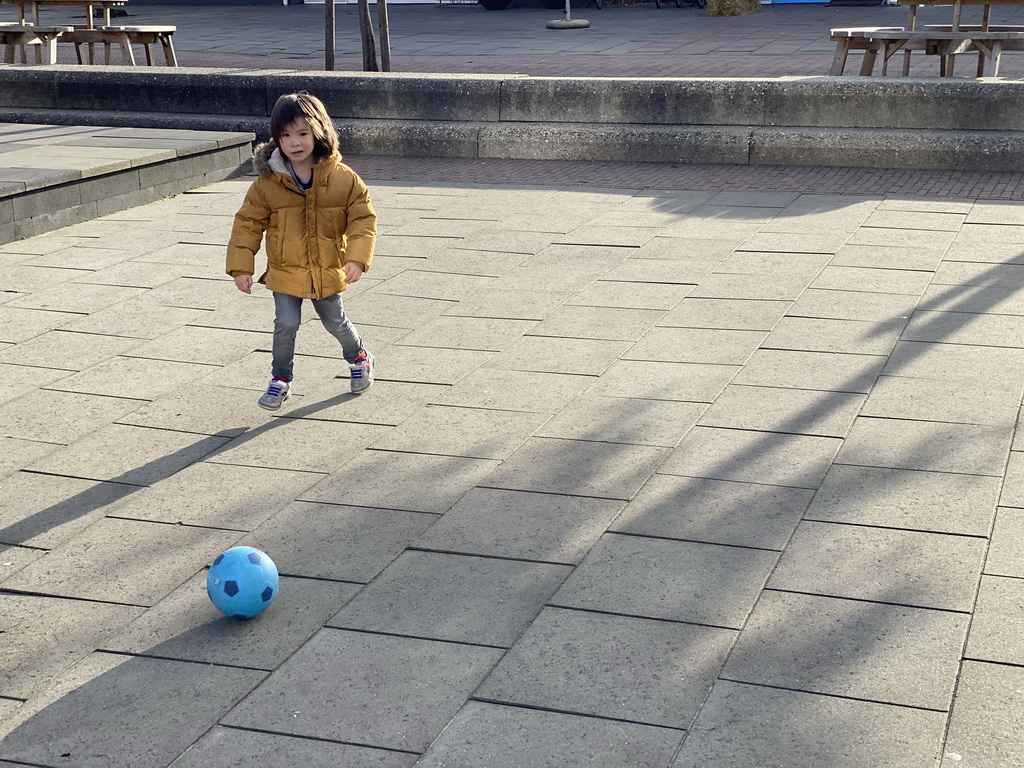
[258,378,291,410]
[350,351,375,394]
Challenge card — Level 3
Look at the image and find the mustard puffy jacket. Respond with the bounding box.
[226,142,376,300]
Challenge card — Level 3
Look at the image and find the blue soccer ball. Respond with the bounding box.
[206,546,279,619]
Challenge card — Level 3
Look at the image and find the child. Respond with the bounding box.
[226,91,377,410]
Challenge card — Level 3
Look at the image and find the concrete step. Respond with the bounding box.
[0,122,254,244]
[2,67,1023,172]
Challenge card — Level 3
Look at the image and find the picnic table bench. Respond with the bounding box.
[831,25,1024,76]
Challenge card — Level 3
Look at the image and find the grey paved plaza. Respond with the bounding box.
[2,119,1024,766]
[2,1,1024,763]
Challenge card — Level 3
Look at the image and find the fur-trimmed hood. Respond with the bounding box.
[251,141,343,178]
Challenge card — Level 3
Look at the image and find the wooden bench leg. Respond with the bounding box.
[115,31,135,64]
[860,46,879,76]
[160,34,176,66]
[43,33,58,64]
[831,39,851,75]
[985,39,1002,76]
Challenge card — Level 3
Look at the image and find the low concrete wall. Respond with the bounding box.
[2,67,1023,170]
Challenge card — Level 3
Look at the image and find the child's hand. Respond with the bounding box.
[233,274,253,294]
[344,262,364,284]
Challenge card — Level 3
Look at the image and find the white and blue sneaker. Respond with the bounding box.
[258,378,291,410]
[350,351,375,394]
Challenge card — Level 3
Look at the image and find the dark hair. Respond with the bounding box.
[269,92,339,161]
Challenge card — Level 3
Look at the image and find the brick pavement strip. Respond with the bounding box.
[3,132,1024,766]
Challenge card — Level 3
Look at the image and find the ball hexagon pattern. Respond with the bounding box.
[206,546,279,619]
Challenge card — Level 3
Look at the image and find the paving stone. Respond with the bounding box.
[810,265,932,295]
[732,349,885,393]
[615,257,712,285]
[920,282,1024,317]
[106,572,360,668]
[489,334,632,376]
[863,209,966,231]
[686,272,812,301]
[187,293,277,332]
[534,395,703,447]
[697,384,863,438]
[3,264,93,293]
[672,680,945,768]
[330,550,570,647]
[416,700,681,768]
[198,349,347,394]
[415,487,624,564]
[431,368,592,413]
[0,305,79,343]
[2,517,239,605]
[221,629,504,753]
[0,653,265,768]
[109,461,323,531]
[393,315,535,352]
[566,278,692,311]
[8,282,146,314]
[344,292,459,330]
[58,298,218,339]
[241,500,436,582]
[364,344,492,385]
[877,198,973,214]
[588,360,738,402]
[421,249,532,277]
[738,230,846,254]
[28,245,135,271]
[836,417,1012,477]
[664,219,768,241]
[28,424,231,485]
[767,520,985,611]
[50,355,218,401]
[965,202,1024,225]
[127,326,265,365]
[370,404,546,460]
[375,269,497,302]
[0,593,144,699]
[863,374,1020,427]
[208,417,389,474]
[986,507,1024,578]
[483,437,667,501]
[530,304,666,341]
[494,246,629,292]
[659,297,791,331]
[301,450,498,514]
[884,339,1024,390]
[764,316,905,355]
[831,243,945,271]
[557,224,659,248]
[625,327,766,365]
[611,473,812,550]
[722,590,967,709]
[0,328,144,370]
[1002,454,1024,506]
[635,235,739,261]
[714,251,829,278]
[930,260,1024,288]
[117,383,274,437]
[964,575,1024,666]
[442,287,572,320]
[477,606,734,726]
[167,726,417,768]
[0,472,136,548]
[0,388,144,445]
[551,533,777,627]
[659,426,841,489]
[903,309,1024,348]
[787,288,919,323]
[943,661,1024,768]
[943,239,1024,264]
[278,380,445,427]
[806,464,999,537]
[0,543,45,584]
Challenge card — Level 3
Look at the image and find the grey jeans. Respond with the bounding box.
[271,292,363,381]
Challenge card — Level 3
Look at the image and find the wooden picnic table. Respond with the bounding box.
[2,0,126,29]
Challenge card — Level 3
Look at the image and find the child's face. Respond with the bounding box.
[279,117,315,166]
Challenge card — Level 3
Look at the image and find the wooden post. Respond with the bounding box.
[357,0,378,71]
[377,0,392,72]
[325,0,335,71]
